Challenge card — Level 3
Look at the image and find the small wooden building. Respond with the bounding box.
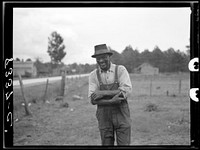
[134,63,159,75]
[13,60,37,77]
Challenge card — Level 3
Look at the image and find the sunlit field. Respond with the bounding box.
[13,73,190,146]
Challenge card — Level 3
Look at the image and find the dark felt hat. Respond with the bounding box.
[91,44,113,58]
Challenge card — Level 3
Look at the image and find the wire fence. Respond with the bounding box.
[130,73,190,97]
[13,73,190,120]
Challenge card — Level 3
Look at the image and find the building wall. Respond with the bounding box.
[135,63,159,75]
[13,61,37,77]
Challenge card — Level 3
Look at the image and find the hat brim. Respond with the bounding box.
[91,52,113,58]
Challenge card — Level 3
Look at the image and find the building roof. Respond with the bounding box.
[13,60,34,69]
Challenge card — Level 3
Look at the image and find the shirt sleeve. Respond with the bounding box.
[117,65,132,99]
[88,70,99,100]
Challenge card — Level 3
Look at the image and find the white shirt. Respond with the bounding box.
[88,63,132,100]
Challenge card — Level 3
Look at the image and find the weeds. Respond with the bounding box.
[144,103,159,112]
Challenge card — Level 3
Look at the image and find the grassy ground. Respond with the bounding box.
[13,73,190,146]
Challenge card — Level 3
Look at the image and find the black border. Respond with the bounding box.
[2,1,200,149]
[190,1,200,149]
[3,1,14,148]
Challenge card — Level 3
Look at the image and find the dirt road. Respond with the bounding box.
[13,74,89,88]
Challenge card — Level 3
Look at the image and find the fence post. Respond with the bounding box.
[43,79,49,103]
[179,79,182,94]
[60,71,66,97]
[18,74,32,116]
[150,78,152,96]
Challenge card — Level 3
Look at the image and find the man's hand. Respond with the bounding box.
[111,92,125,104]
[91,90,105,101]
[90,91,126,105]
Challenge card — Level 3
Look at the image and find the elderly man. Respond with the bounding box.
[88,44,132,146]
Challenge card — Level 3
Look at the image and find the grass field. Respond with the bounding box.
[13,73,190,146]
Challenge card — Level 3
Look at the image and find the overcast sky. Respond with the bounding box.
[13,7,191,64]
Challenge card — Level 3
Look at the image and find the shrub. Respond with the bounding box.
[144,103,159,112]
[23,71,32,78]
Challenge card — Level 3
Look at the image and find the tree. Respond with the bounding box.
[186,45,190,57]
[173,50,189,72]
[163,48,189,72]
[34,57,52,76]
[140,49,152,64]
[151,46,165,72]
[163,48,175,72]
[108,46,124,66]
[34,57,43,67]
[47,31,66,66]
[16,58,20,61]
[26,58,32,61]
[121,45,140,73]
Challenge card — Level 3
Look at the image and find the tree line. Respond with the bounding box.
[15,44,190,76]
[33,45,189,76]
[43,31,190,74]
[109,45,190,73]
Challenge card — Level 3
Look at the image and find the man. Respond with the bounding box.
[88,44,132,146]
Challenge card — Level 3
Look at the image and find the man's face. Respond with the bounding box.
[96,54,111,71]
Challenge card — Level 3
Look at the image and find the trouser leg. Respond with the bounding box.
[116,126,131,145]
[99,128,115,146]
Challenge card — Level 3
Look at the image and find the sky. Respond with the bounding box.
[13,7,191,65]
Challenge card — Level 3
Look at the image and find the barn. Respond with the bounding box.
[13,60,37,77]
[134,63,159,75]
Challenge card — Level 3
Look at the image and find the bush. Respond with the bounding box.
[144,103,159,112]
[23,71,32,78]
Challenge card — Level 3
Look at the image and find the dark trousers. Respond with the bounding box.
[96,104,131,146]
[99,126,131,146]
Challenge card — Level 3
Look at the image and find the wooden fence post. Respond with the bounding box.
[18,74,32,116]
[179,79,182,94]
[43,79,49,103]
[60,71,66,97]
[150,78,152,96]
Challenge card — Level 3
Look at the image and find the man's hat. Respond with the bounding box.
[91,44,113,58]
